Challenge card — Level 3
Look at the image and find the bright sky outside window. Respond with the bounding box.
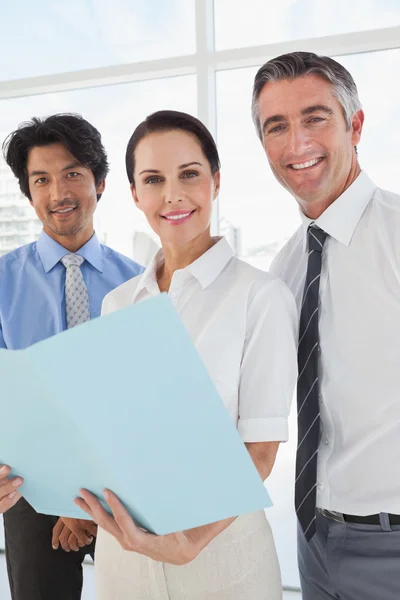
[0,75,197,256]
[216,48,400,270]
[0,0,195,81]
[214,0,400,50]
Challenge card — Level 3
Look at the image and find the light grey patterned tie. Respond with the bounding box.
[61,254,90,328]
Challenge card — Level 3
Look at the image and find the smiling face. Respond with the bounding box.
[257,74,364,217]
[131,129,220,249]
[27,142,105,248]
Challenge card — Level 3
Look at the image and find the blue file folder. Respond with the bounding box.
[0,294,271,535]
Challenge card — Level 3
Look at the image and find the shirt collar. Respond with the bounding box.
[300,171,377,251]
[36,231,103,273]
[132,251,160,299]
[133,237,234,300]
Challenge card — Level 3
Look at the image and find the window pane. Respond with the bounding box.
[0,75,197,258]
[217,67,299,269]
[216,48,400,587]
[217,65,300,586]
[336,49,400,192]
[1,0,195,81]
[214,0,400,50]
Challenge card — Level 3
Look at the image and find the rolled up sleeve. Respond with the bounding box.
[238,278,298,443]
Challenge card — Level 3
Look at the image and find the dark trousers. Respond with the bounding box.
[3,498,95,600]
[298,511,400,600]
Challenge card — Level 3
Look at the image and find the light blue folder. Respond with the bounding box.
[0,294,271,535]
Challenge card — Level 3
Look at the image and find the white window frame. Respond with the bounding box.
[1,4,400,592]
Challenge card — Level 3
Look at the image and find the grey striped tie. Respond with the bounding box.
[296,224,327,541]
[61,254,90,329]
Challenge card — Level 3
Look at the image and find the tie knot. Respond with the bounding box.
[307,225,327,253]
[61,253,84,269]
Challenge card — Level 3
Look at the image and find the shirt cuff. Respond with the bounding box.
[238,417,289,443]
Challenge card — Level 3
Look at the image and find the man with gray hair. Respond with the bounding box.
[252,51,400,599]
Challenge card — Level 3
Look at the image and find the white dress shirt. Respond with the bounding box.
[102,237,297,443]
[270,171,400,515]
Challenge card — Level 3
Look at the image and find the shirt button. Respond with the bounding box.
[318,394,323,403]
[324,438,329,446]
[317,483,324,490]
[171,292,176,298]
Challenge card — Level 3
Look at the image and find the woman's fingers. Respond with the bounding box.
[0,476,23,494]
[75,490,113,532]
[0,489,22,514]
[76,489,118,536]
[75,488,139,550]
[103,489,128,516]
[0,471,23,515]
[74,496,95,520]
[0,465,11,480]
[0,466,23,495]
[103,489,144,545]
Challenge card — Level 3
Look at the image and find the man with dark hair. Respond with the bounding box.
[252,52,400,599]
[0,113,143,600]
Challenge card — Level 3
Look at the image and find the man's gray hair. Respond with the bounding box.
[252,51,362,141]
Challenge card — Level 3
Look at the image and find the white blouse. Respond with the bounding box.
[102,237,297,443]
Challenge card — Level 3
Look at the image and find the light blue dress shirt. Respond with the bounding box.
[0,231,143,349]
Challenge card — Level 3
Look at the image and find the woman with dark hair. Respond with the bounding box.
[75,110,297,599]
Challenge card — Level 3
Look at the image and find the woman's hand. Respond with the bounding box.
[0,465,23,514]
[74,489,202,565]
[73,444,278,564]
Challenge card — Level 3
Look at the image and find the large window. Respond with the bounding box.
[217,66,300,269]
[1,75,197,256]
[338,49,400,191]
[214,0,400,49]
[1,2,400,597]
[1,1,196,81]
[216,47,400,269]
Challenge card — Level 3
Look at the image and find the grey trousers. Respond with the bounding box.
[298,510,400,600]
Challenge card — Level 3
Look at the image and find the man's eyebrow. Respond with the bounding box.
[262,105,334,135]
[138,162,202,176]
[29,162,83,178]
[301,104,334,116]
[29,170,48,177]
[62,161,83,171]
[262,115,286,135]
